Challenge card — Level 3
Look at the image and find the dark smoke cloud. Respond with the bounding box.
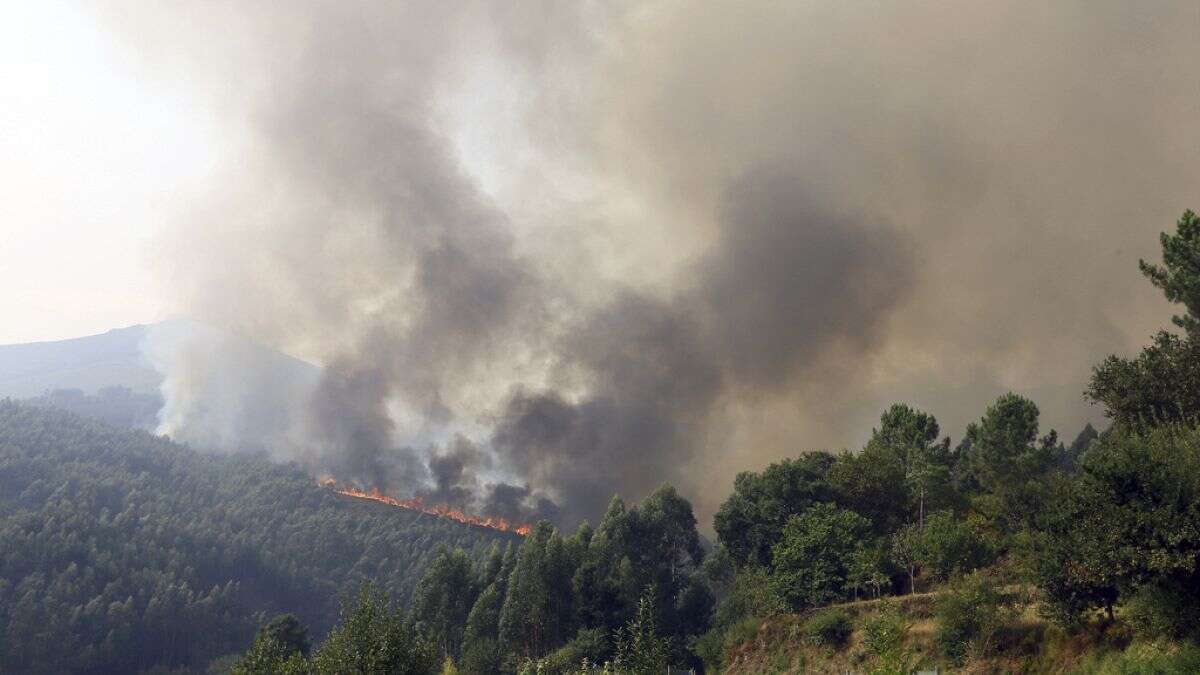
[489,167,913,525]
[98,1,1200,528]
[422,436,489,509]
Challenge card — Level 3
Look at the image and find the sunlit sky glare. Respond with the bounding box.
[0,1,217,344]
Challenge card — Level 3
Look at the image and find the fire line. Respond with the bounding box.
[320,479,532,536]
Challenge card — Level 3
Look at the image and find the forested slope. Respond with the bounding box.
[0,401,517,674]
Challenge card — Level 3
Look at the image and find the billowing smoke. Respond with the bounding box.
[100,1,1199,528]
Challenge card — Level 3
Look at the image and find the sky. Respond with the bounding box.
[2,1,1198,527]
[0,1,216,344]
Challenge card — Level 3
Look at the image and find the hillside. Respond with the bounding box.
[0,401,518,674]
[0,324,160,398]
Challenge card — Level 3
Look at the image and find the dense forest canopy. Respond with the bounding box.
[0,403,518,673]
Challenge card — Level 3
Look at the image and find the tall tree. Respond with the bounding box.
[769,503,872,610]
[1089,210,1200,428]
[309,585,437,675]
[1139,209,1200,335]
[412,547,480,660]
[714,452,837,567]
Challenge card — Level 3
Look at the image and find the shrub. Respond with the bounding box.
[802,609,853,649]
[1090,641,1200,675]
[541,628,610,674]
[860,600,917,674]
[690,627,726,673]
[934,571,1012,664]
[1126,584,1200,642]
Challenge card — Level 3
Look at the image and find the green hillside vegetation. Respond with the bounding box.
[230,210,1200,674]
[0,402,519,674]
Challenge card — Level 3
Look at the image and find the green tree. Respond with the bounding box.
[934,572,1014,664]
[232,631,309,675]
[413,547,480,660]
[915,511,992,583]
[1032,426,1200,628]
[966,393,1051,489]
[498,522,556,657]
[1088,210,1200,428]
[714,452,837,567]
[964,393,1058,532]
[828,445,908,535]
[258,613,312,658]
[769,503,872,610]
[1139,209,1200,334]
[309,584,437,675]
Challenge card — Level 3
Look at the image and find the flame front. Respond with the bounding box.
[320,479,532,536]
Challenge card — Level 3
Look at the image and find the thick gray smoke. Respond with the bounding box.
[101,1,1199,528]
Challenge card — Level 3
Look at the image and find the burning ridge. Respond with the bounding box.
[320,479,532,536]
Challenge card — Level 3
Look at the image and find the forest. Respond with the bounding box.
[0,402,519,673]
[4,211,1200,674]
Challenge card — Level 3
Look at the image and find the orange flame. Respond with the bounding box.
[320,479,532,536]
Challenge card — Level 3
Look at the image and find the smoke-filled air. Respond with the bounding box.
[90,1,1198,529]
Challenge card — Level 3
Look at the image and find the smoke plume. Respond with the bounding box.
[99,1,1199,528]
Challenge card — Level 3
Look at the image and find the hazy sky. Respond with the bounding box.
[4,1,1198,525]
[0,1,216,344]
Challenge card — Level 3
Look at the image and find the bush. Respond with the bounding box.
[1088,642,1200,675]
[1126,585,1200,642]
[801,610,853,649]
[541,628,611,674]
[690,627,726,674]
[860,601,916,675]
[934,571,1012,664]
[712,566,783,630]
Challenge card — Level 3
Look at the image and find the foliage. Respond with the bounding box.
[1088,330,1200,430]
[801,609,852,649]
[860,600,917,675]
[308,584,438,674]
[916,510,993,582]
[614,595,670,675]
[413,547,481,659]
[458,637,504,675]
[846,542,893,601]
[1089,211,1200,429]
[714,452,838,567]
[1031,426,1200,629]
[1138,209,1200,335]
[232,627,310,675]
[1085,641,1200,675]
[769,503,872,610]
[964,393,1056,493]
[709,565,783,631]
[257,614,311,658]
[0,401,517,673]
[540,627,610,674]
[934,571,1013,664]
[1125,584,1200,642]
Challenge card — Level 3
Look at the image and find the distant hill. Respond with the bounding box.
[0,324,160,398]
[0,401,518,673]
[0,321,322,438]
